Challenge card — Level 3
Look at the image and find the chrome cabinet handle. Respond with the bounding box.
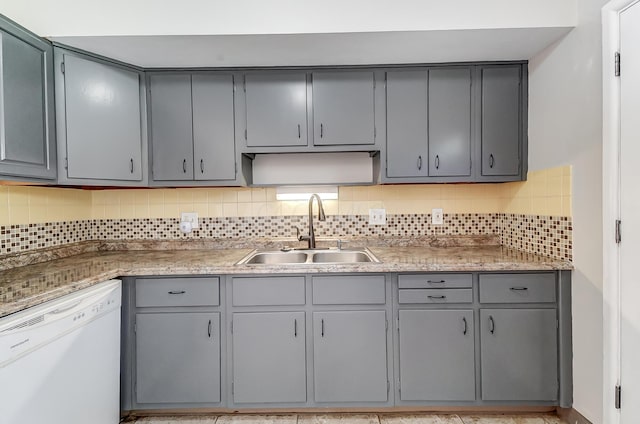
[435,155,440,170]
[321,319,325,337]
[298,124,301,139]
[183,159,187,173]
[462,317,468,335]
[489,154,495,168]
[168,290,186,295]
[294,319,298,337]
[427,295,446,300]
[200,159,204,174]
[427,280,445,284]
[208,319,212,338]
[130,158,134,173]
[489,316,495,334]
[417,155,422,170]
[320,123,324,138]
[509,287,529,291]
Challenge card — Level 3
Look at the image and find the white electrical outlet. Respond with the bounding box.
[180,212,199,229]
[431,208,443,225]
[369,208,386,225]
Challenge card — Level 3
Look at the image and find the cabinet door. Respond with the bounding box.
[149,74,193,181]
[481,66,521,176]
[428,68,472,177]
[232,312,306,403]
[63,54,142,181]
[136,312,220,404]
[385,71,428,177]
[192,74,236,180]
[245,73,307,147]
[480,309,558,401]
[312,71,375,146]
[398,310,475,401]
[0,26,55,180]
[313,310,387,402]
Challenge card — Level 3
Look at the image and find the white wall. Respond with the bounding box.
[1,0,575,36]
[528,0,606,422]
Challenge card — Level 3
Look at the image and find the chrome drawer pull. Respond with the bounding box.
[208,319,212,338]
[489,316,495,334]
[427,295,446,300]
[462,317,468,335]
[168,290,186,295]
[427,280,446,284]
[509,287,529,291]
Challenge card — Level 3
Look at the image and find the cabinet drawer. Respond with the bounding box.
[399,289,473,304]
[312,275,386,305]
[479,273,556,303]
[136,277,220,307]
[398,273,472,289]
[232,276,305,306]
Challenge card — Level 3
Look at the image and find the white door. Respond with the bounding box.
[620,2,640,422]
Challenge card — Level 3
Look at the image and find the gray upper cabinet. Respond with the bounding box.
[480,66,522,177]
[480,308,558,401]
[313,310,388,403]
[192,74,236,181]
[244,73,308,147]
[149,74,193,181]
[136,312,221,404]
[0,17,56,181]
[149,73,236,184]
[232,311,307,404]
[312,71,375,146]
[385,67,472,181]
[428,68,472,177]
[55,48,147,185]
[386,70,428,178]
[398,309,475,401]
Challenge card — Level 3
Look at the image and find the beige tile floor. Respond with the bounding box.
[130,413,567,424]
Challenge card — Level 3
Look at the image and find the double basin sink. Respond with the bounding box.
[236,248,381,265]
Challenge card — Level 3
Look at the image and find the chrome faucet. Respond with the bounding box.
[296,194,326,249]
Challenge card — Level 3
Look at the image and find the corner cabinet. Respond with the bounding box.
[54,48,148,186]
[0,16,56,181]
[383,63,527,183]
[148,73,238,186]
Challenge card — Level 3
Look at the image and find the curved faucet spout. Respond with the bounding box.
[307,194,326,249]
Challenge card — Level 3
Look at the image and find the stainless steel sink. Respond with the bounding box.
[242,251,308,265]
[236,248,380,265]
[311,251,376,263]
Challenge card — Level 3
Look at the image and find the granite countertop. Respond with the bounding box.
[0,240,572,319]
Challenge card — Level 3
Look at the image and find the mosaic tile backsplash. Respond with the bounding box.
[0,213,572,261]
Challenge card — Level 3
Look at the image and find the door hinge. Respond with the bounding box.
[232,382,234,395]
[387,380,390,394]
[615,52,621,77]
[243,77,246,92]
[385,318,388,331]
[374,126,377,139]
[64,158,68,170]
[134,322,137,333]
[557,319,559,329]
[244,129,247,141]
[615,384,621,409]
[230,320,233,334]
[616,219,622,244]
[235,161,238,175]
[60,61,65,74]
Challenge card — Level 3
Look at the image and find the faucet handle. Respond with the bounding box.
[296,227,309,242]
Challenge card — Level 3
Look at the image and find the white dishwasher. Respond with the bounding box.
[0,279,122,424]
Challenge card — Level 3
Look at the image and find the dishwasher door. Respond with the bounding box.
[0,280,121,424]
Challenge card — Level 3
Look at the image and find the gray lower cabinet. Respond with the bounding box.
[385,67,472,181]
[135,312,221,404]
[243,72,308,147]
[149,73,236,184]
[480,308,558,401]
[313,310,388,402]
[54,48,147,185]
[480,66,523,178]
[398,309,475,401]
[232,311,307,403]
[0,16,56,181]
[312,71,375,146]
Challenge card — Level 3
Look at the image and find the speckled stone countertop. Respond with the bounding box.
[0,239,572,319]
